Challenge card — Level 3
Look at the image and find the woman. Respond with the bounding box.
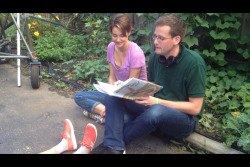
[74,13,147,124]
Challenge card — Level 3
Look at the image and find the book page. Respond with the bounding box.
[94,78,162,100]
[93,84,107,94]
[123,82,162,99]
[97,81,117,95]
[114,78,162,100]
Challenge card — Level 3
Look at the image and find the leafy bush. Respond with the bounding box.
[177,13,250,66]
[205,65,250,113]
[82,13,111,58]
[34,27,86,62]
[222,108,250,153]
[73,57,109,87]
[175,13,250,152]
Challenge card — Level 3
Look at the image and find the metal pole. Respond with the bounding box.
[0,52,29,59]
[17,13,21,87]
[10,13,34,59]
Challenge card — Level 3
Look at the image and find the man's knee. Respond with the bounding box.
[143,105,167,124]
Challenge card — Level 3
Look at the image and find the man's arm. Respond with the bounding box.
[133,96,204,116]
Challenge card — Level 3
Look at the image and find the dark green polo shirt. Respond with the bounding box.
[148,44,206,129]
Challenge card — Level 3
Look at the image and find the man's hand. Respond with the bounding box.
[133,96,157,106]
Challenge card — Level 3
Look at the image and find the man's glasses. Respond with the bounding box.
[152,35,172,42]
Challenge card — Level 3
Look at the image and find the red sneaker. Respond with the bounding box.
[79,123,97,153]
[61,119,77,151]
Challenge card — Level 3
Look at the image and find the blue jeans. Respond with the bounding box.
[103,95,196,151]
[74,91,134,122]
[74,90,106,113]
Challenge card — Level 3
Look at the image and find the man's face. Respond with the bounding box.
[153,25,176,57]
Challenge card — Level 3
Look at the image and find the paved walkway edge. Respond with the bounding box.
[186,132,244,154]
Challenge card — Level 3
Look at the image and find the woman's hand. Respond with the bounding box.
[114,80,124,87]
[99,110,105,117]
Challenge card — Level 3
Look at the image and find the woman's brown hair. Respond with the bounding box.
[109,13,133,36]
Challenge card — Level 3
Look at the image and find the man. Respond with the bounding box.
[92,14,207,154]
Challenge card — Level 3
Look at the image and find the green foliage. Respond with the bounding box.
[54,80,68,90]
[69,14,111,85]
[80,13,111,58]
[205,62,250,152]
[176,13,250,68]
[198,111,222,135]
[73,57,109,87]
[129,13,156,56]
[34,27,86,62]
[205,65,249,113]
[130,26,152,55]
[222,109,250,153]
[174,13,250,153]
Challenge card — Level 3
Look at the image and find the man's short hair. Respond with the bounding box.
[155,14,187,42]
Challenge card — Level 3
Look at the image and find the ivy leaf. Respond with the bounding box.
[237,48,243,54]
[202,50,209,56]
[229,98,241,110]
[216,19,241,29]
[140,44,151,53]
[243,49,250,59]
[238,35,250,45]
[224,77,231,90]
[207,13,220,17]
[217,52,225,61]
[243,102,250,108]
[209,76,219,83]
[218,101,228,108]
[215,20,231,29]
[202,50,216,57]
[145,26,152,36]
[217,84,226,93]
[205,90,213,98]
[195,15,209,28]
[232,21,241,29]
[218,60,228,66]
[210,85,217,91]
[231,78,242,90]
[227,70,237,77]
[214,41,227,50]
[183,35,198,48]
[138,30,146,35]
[210,30,230,40]
[218,71,227,77]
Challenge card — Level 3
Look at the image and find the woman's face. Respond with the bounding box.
[111,27,131,48]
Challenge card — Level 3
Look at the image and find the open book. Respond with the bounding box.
[93,78,163,100]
